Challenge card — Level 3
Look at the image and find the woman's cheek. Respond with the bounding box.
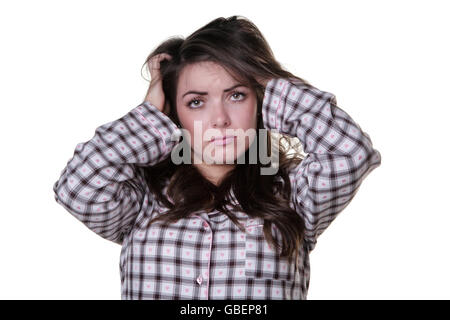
[184,123,205,155]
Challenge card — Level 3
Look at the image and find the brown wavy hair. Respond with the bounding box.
[140,15,311,262]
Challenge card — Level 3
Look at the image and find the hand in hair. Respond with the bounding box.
[255,76,271,89]
[144,53,172,115]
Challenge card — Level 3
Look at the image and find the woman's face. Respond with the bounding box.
[176,61,258,164]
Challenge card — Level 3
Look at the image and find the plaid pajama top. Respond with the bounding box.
[53,77,381,300]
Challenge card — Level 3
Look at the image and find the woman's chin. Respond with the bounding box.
[206,146,248,165]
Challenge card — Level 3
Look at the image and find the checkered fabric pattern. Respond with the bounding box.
[53,77,381,299]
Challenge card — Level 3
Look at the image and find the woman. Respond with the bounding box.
[53,15,381,300]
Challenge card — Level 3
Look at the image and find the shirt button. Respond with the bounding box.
[196,275,203,285]
[203,222,209,229]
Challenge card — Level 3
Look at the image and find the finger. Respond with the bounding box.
[149,54,171,72]
[154,54,172,69]
[158,53,172,61]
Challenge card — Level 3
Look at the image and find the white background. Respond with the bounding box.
[1,0,449,299]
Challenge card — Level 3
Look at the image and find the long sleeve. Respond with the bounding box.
[53,101,182,244]
[262,77,381,251]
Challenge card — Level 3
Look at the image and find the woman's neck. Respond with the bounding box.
[193,162,235,186]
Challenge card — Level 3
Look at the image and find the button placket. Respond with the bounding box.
[194,215,213,299]
[196,274,203,285]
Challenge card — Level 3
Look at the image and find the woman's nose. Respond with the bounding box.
[211,103,231,128]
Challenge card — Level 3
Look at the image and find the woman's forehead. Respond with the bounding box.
[178,62,244,91]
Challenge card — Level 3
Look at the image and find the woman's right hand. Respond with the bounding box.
[144,53,172,115]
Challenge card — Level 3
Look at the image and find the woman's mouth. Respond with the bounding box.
[211,136,236,146]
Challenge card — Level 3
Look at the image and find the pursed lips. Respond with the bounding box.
[210,135,235,142]
[209,135,237,145]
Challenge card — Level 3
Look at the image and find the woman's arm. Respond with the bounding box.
[262,77,381,251]
[53,101,181,244]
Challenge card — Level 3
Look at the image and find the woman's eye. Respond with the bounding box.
[187,99,203,108]
[231,91,246,101]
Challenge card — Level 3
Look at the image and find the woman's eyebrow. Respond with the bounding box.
[182,84,247,98]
